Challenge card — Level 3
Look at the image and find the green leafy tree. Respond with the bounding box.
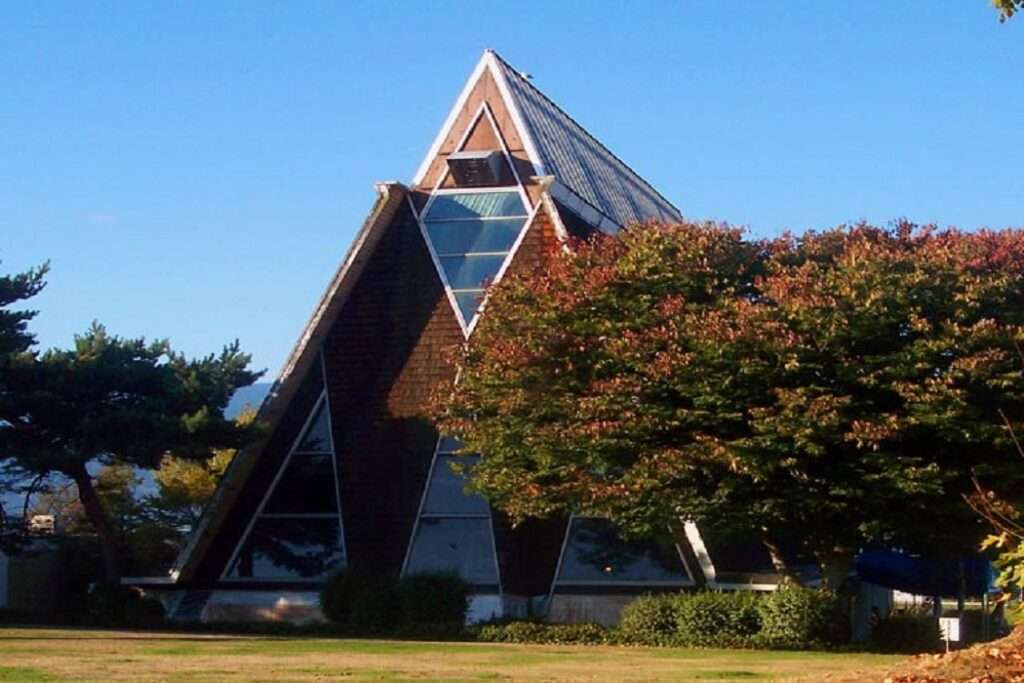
[0,322,262,581]
[149,406,255,531]
[29,464,183,576]
[436,222,1024,585]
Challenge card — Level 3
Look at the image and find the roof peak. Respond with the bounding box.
[414,51,681,228]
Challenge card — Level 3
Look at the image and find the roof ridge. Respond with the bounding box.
[488,50,681,218]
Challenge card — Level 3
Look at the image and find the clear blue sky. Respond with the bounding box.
[3,1,1022,377]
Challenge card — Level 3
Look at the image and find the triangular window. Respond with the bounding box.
[421,190,530,329]
[552,517,693,588]
[403,437,500,589]
[225,392,346,581]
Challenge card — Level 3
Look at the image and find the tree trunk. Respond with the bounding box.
[762,534,800,584]
[70,465,121,582]
[815,547,855,591]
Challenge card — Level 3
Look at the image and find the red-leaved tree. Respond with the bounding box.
[436,221,1024,586]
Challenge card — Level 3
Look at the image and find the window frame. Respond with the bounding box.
[548,515,697,592]
[220,353,347,583]
[401,436,502,593]
[410,101,538,337]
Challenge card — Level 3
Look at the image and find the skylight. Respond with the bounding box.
[421,190,529,328]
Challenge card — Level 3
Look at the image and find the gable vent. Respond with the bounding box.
[446,150,504,187]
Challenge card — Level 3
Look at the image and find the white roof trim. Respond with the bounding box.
[683,521,780,592]
[411,49,544,188]
[412,53,490,187]
[171,182,407,582]
[484,50,546,177]
[684,521,717,583]
[548,180,622,234]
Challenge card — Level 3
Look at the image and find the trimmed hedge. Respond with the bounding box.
[477,621,608,645]
[319,570,471,637]
[348,578,402,634]
[397,572,471,627]
[617,591,762,647]
[617,594,680,646]
[754,584,849,649]
[675,590,761,647]
[869,612,942,654]
[320,571,376,626]
[86,583,165,628]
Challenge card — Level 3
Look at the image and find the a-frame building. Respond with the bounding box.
[160,50,786,624]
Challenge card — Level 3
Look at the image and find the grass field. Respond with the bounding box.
[0,627,901,682]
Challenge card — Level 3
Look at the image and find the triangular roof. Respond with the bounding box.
[413,50,681,231]
[170,182,409,582]
[170,51,684,584]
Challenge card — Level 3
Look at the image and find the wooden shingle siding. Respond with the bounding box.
[416,69,533,193]
[321,201,461,576]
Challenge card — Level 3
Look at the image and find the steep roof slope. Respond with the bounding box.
[413,50,681,231]
[489,51,681,227]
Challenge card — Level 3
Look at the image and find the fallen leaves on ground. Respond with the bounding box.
[882,628,1024,683]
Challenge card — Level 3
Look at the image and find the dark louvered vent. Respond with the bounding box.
[446,150,504,187]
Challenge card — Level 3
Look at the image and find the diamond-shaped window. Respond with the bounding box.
[422,191,529,328]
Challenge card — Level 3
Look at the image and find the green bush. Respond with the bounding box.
[320,570,374,626]
[86,583,165,628]
[477,620,607,645]
[755,584,849,649]
[348,577,402,634]
[393,621,470,641]
[478,620,548,643]
[0,608,34,624]
[616,594,680,646]
[675,591,762,647]
[869,612,942,654]
[320,570,469,636]
[396,572,471,627]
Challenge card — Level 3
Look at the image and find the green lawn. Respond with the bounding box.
[0,627,901,682]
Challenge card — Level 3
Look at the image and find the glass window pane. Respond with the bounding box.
[441,255,506,290]
[296,403,332,453]
[454,291,484,325]
[425,192,526,220]
[405,517,498,585]
[229,517,344,579]
[263,454,338,514]
[426,219,523,255]
[423,455,488,515]
[556,518,689,584]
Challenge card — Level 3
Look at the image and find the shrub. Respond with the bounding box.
[396,572,471,627]
[755,584,849,649]
[393,621,471,641]
[478,620,549,643]
[869,612,942,654]
[348,577,402,635]
[320,570,374,626]
[477,620,607,645]
[616,594,680,646]
[0,608,34,624]
[86,583,165,628]
[674,591,762,647]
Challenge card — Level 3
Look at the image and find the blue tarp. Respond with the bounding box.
[855,550,993,596]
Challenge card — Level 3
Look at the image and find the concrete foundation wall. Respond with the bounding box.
[546,594,636,627]
[186,591,530,625]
